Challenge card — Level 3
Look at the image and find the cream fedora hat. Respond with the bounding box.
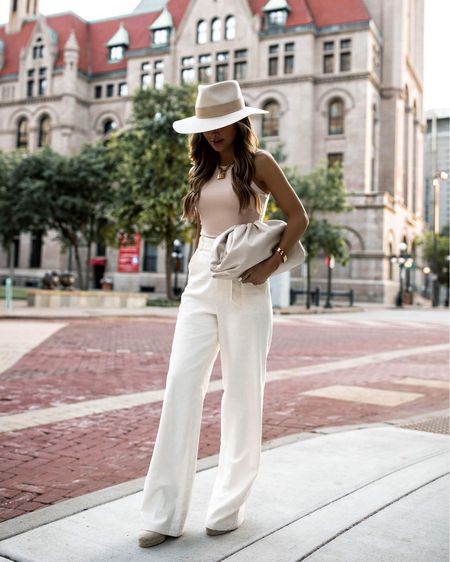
[173,80,268,134]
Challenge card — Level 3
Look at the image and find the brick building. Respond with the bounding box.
[0,0,425,302]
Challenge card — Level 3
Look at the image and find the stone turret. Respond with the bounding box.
[7,0,40,34]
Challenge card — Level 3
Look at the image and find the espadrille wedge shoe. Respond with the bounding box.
[138,530,167,548]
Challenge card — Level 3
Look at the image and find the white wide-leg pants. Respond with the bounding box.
[140,233,273,537]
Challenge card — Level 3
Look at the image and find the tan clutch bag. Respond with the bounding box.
[210,219,307,279]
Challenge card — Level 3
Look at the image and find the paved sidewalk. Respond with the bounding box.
[0,425,448,562]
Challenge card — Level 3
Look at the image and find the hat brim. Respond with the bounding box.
[173,107,269,134]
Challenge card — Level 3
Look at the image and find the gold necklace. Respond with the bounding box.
[217,162,233,180]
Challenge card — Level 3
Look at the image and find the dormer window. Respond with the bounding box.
[33,37,44,60]
[109,45,125,62]
[153,28,169,46]
[262,0,291,30]
[150,7,173,47]
[106,23,129,63]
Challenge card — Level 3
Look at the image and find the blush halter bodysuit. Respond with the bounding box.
[197,163,270,238]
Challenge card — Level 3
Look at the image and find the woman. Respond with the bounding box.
[139,80,309,548]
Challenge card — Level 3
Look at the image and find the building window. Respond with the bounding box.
[197,20,207,44]
[141,74,151,88]
[328,99,344,135]
[38,115,51,147]
[327,153,343,168]
[284,42,294,74]
[27,79,34,97]
[211,18,221,42]
[284,55,294,74]
[106,84,114,97]
[199,54,211,64]
[109,45,125,62]
[339,38,351,71]
[153,28,169,46]
[103,119,117,135]
[141,62,150,89]
[16,117,29,148]
[29,233,42,268]
[216,63,228,82]
[181,67,195,84]
[268,44,278,76]
[323,41,334,73]
[33,38,44,59]
[262,100,280,137]
[143,242,158,272]
[268,57,278,76]
[95,85,102,98]
[38,79,47,96]
[118,82,128,96]
[181,56,194,84]
[154,72,164,89]
[235,48,247,59]
[233,61,247,80]
[198,65,212,83]
[267,10,287,28]
[225,16,236,40]
[323,54,334,73]
[216,51,229,62]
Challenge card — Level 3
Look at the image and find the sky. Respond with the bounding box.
[0,0,448,111]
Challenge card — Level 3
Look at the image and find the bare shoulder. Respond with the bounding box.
[254,148,276,167]
[254,149,283,193]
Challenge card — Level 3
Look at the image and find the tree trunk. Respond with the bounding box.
[165,237,173,300]
[73,244,85,290]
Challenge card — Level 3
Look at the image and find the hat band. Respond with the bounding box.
[196,98,245,119]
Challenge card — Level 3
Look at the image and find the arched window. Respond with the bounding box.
[16,117,29,148]
[328,98,344,135]
[197,20,207,44]
[262,100,280,137]
[211,18,221,42]
[103,119,117,135]
[38,115,51,147]
[225,16,236,40]
[33,37,44,60]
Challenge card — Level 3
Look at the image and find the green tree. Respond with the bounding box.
[416,230,450,302]
[270,159,353,308]
[6,145,114,289]
[107,83,196,299]
[0,151,20,276]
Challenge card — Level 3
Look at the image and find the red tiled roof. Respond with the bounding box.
[306,0,370,27]
[0,20,35,75]
[0,0,368,77]
[87,12,159,74]
[248,0,314,27]
[248,0,369,28]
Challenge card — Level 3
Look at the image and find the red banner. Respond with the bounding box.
[118,233,141,273]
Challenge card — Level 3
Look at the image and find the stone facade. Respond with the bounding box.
[424,108,450,235]
[0,0,426,303]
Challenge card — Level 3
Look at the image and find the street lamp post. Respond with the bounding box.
[171,239,182,297]
[390,242,410,307]
[432,171,448,307]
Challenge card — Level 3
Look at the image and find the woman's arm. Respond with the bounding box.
[194,208,201,252]
[241,150,309,284]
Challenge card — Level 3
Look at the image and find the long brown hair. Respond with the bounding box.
[181,117,262,224]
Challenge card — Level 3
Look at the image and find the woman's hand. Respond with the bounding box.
[240,253,283,285]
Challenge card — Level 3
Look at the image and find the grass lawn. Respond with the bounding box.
[0,287,29,300]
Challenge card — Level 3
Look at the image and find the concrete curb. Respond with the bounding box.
[1,410,447,542]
